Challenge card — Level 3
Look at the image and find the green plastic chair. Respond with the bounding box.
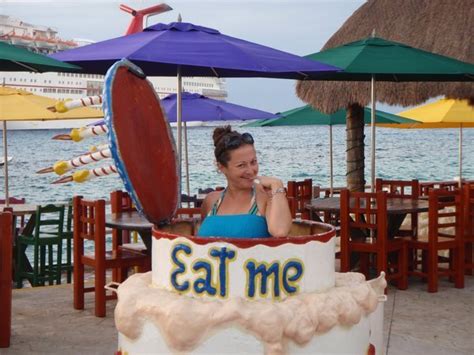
[60,202,73,283]
[15,204,65,288]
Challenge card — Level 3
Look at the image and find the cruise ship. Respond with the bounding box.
[0,14,227,130]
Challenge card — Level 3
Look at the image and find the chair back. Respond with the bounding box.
[181,194,200,208]
[110,190,135,213]
[375,178,419,198]
[340,189,388,271]
[175,207,201,219]
[323,188,343,198]
[73,197,106,256]
[420,181,459,196]
[33,204,65,240]
[463,183,474,241]
[376,178,419,237]
[64,201,73,236]
[340,189,388,240]
[287,179,312,219]
[427,188,463,243]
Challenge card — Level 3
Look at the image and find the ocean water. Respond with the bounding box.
[1,125,473,204]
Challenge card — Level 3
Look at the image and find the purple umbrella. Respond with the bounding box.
[92,92,278,124]
[162,92,278,122]
[51,22,338,78]
[52,21,339,195]
[90,92,279,193]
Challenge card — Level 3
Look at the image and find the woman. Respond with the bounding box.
[198,126,292,238]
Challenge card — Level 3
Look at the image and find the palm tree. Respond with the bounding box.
[296,0,473,191]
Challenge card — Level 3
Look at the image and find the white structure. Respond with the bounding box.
[0,15,227,129]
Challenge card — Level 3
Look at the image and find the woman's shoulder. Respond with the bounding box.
[204,190,222,203]
[201,190,222,214]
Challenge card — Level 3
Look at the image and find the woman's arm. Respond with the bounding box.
[257,176,292,237]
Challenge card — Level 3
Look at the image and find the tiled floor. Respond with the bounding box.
[2,275,473,354]
[384,276,474,355]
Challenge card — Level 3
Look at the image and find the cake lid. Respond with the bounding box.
[104,59,179,224]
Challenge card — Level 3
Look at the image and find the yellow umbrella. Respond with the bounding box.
[1,86,104,205]
[378,99,474,183]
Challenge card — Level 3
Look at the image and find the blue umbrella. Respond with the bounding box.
[51,21,339,196]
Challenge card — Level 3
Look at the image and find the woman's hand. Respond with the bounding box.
[254,176,284,195]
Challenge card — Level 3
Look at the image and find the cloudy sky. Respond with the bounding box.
[1,0,369,112]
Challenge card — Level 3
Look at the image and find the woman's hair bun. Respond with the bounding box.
[212,125,232,147]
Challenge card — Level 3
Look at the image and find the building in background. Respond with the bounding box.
[0,15,227,129]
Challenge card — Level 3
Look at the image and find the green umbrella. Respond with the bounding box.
[305,36,474,191]
[244,105,418,194]
[0,41,80,72]
[0,41,80,207]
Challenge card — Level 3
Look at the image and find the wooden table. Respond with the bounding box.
[306,197,429,238]
[0,204,37,216]
[105,212,153,253]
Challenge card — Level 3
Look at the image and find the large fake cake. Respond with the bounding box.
[104,60,387,355]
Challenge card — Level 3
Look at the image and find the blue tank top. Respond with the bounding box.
[197,188,271,238]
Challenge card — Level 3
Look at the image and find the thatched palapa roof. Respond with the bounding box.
[296,0,474,113]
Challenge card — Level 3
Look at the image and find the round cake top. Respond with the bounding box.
[104,59,179,224]
[153,219,335,247]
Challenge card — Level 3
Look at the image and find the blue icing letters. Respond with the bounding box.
[170,243,236,297]
[170,242,303,299]
[170,243,192,292]
[282,260,304,294]
[245,259,304,298]
[210,247,236,297]
[192,260,217,296]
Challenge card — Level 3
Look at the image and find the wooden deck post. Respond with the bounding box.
[0,211,13,348]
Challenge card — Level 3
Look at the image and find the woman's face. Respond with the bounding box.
[218,144,258,189]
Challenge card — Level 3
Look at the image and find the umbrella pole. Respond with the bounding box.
[2,121,9,207]
[459,124,463,187]
[329,125,333,196]
[370,74,376,193]
[184,121,191,199]
[177,66,183,204]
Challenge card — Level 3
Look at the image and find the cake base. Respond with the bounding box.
[115,272,386,355]
[118,316,373,354]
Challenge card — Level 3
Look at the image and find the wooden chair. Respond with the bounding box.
[406,189,464,293]
[287,179,312,219]
[175,207,202,219]
[110,190,139,280]
[181,194,200,208]
[375,178,420,238]
[463,183,474,275]
[73,196,149,317]
[0,197,26,228]
[15,204,65,288]
[340,189,407,290]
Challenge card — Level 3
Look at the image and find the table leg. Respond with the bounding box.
[387,214,407,239]
[138,231,152,256]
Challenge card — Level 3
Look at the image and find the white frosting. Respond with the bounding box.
[115,272,386,354]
